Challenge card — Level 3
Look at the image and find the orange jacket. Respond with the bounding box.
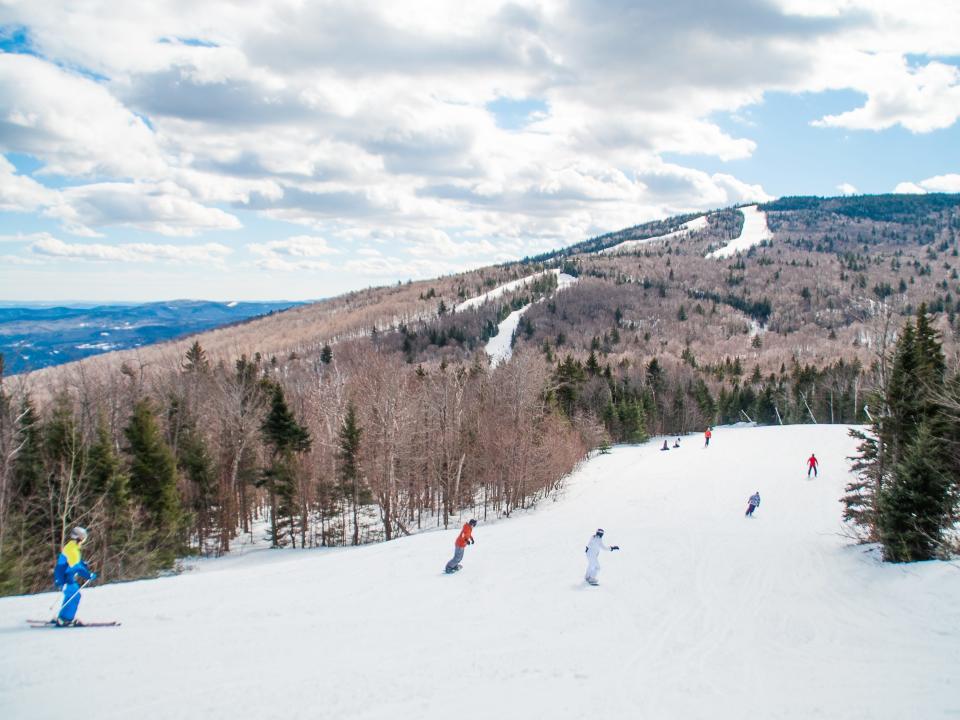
[455,523,474,548]
[704,429,712,439]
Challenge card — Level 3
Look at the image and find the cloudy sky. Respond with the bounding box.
[1,0,959,302]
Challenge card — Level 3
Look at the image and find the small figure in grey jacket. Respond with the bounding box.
[584,529,619,585]
[745,491,761,517]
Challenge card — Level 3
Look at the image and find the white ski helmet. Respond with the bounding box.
[69,527,88,542]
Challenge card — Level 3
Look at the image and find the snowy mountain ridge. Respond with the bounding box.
[2,423,957,720]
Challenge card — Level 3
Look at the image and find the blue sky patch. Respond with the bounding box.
[486,97,549,130]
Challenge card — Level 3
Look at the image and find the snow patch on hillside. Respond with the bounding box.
[3,425,958,720]
[485,271,577,366]
[707,205,771,259]
[456,269,555,312]
[598,215,708,255]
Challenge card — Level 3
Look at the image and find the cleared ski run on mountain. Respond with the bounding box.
[2,424,957,720]
[707,205,772,259]
[598,215,709,255]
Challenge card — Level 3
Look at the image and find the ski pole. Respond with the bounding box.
[49,578,92,618]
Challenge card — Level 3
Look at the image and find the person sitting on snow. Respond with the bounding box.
[53,526,96,626]
[673,438,680,448]
[745,491,761,518]
[584,528,619,585]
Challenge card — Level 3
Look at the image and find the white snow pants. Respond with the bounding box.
[585,554,600,581]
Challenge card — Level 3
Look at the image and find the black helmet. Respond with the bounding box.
[468,519,477,527]
[596,528,604,536]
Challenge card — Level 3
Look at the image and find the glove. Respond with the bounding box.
[468,538,475,545]
[89,572,98,580]
[611,546,620,551]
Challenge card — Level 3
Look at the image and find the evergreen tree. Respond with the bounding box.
[878,421,953,561]
[320,344,333,365]
[337,403,370,546]
[182,341,209,373]
[845,306,955,559]
[12,397,43,500]
[87,418,135,579]
[260,383,311,548]
[124,399,182,566]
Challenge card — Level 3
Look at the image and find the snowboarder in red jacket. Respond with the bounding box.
[807,453,818,478]
[444,519,476,573]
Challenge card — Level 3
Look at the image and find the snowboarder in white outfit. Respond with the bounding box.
[585,528,619,585]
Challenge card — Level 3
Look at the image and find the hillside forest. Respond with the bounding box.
[1,193,959,594]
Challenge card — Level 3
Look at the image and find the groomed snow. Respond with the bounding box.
[484,270,577,366]
[2,425,958,720]
[706,205,772,259]
[456,269,557,312]
[598,215,708,255]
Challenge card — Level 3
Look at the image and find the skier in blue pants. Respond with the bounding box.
[745,491,761,517]
[53,527,96,626]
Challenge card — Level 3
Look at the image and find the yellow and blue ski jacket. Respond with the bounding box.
[54,540,92,588]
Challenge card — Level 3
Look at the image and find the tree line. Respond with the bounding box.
[0,344,584,595]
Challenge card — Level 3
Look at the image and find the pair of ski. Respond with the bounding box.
[26,618,120,628]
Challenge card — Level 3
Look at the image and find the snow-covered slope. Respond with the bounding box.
[2,425,958,720]
[484,270,577,366]
[598,215,708,255]
[707,205,772,259]
[456,269,555,312]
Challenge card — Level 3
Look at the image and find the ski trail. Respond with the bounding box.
[706,205,772,259]
[598,215,708,255]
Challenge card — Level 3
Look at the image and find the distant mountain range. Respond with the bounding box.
[0,300,300,375]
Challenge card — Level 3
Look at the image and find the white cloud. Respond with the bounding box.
[47,182,242,236]
[0,54,167,178]
[0,0,958,296]
[0,156,57,211]
[893,182,926,194]
[30,236,232,264]
[914,174,960,193]
[895,174,960,194]
[813,56,960,133]
[0,253,42,265]
[248,235,339,258]
[837,182,858,195]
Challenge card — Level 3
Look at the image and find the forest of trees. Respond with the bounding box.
[0,343,585,595]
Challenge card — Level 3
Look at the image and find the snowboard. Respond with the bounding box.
[27,619,121,628]
[444,564,463,574]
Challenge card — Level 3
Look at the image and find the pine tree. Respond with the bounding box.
[320,344,333,365]
[124,399,182,566]
[337,403,369,546]
[878,421,953,561]
[260,383,311,548]
[12,397,43,500]
[87,418,135,579]
[182,341,209,373]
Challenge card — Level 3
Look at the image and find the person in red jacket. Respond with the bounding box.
[444,519,477,574]
[704,427,712,448]
[807,453,819,478]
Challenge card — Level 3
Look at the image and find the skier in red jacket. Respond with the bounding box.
[444,519,477,574]
[807,453,819,478]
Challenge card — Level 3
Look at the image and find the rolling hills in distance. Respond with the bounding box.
[8,192,958,388]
